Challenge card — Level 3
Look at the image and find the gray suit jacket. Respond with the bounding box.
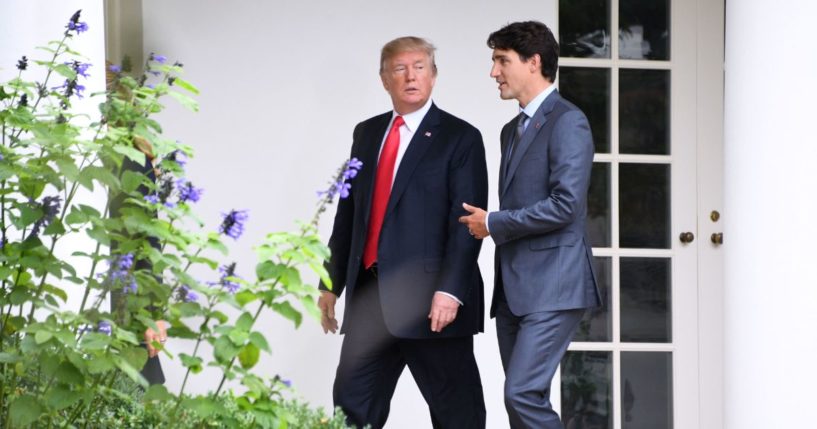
[489,90,601,317]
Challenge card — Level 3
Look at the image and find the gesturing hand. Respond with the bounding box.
[458,203,490,239]
[429,292,459,332]
[318,291,339,334]
[145,320,168,358]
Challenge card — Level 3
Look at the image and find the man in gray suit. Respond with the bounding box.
[460,21,601,429]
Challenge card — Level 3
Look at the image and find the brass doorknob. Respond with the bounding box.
[711,232,723,245]
[679,232,695,244]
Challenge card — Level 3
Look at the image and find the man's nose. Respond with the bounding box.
[405,68,416,81]
[489,64,500,78]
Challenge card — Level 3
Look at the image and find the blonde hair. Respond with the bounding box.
[379,37,437,75]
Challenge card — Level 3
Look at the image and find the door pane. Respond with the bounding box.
[621,352,674,429]
[561,351,613,429]
[619,0,670,60]
[560,0,611,58]
[620,257,671,342]
[587,162,611,248]
[560,67,611,154]
[575,257,612,342]
[619,163,670,249]
[619,69,670,155]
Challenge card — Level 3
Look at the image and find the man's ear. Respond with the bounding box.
[528,54,542,74]
[381,73,390,91]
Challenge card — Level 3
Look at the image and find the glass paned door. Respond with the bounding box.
[557,0,698,427]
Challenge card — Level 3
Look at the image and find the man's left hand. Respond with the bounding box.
[145,320,168,358]
[459,203,490,239]
[428,292,459,332]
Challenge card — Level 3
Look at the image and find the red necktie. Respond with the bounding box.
[363,116,404,268]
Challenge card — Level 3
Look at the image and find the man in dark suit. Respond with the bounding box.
[460,21,601,429]
[319,36,488,429]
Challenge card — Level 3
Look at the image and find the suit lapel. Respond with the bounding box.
[384,103,441,218]
[500,90,561,198]
[356,113,392,224]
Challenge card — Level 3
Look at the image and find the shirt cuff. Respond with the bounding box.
[435,291,463,306]
[485,212,491,234]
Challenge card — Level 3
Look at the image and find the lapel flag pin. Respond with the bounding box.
[535,122,542,129]
[425,131,432,137]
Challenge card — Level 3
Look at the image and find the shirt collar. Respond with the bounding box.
[520,84,556,119]
[392,97,433,132]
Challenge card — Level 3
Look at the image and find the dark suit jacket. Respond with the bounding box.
[323,103,488,339]
[489,90,601,317]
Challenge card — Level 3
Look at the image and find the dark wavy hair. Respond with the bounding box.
[487,21,559,83]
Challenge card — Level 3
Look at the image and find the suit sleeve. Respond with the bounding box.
[436,126,488,301]
[488,110,594,246]
[319,123,363,297]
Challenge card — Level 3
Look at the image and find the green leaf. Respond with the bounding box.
[182,397,220,419]
[86,355,115,374]
[235,290,258,307]
[0,352,21,363]
[179,353,203,374]
[81,332,112,351]
[235,312,254,332]
[249,332,271,353]
[168,90,199,112]
[54,157,80,181]
[172,77,200,95]
[228,329,249,346]
[121,346,148,372]
[81,166,120,191]
[35,330,53,344]
[9,395,43,427]
[19,177,45,200]
[271,301,303,328]
[55,361,84,384]
[53,63,77,80]
[113,145,147,166]
[213,335,240,363]
[238,343,260,369]
[43,218,66,235]
[143,384,174,402]
[121,169,148,193]
[45,384,81,411]
[114,358,148,388]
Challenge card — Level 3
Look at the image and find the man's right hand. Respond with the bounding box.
[318,291,339,334]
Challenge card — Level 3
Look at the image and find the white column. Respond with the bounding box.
[724,1,817,428]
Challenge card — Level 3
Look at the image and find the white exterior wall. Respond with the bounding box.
[723,1,817,428]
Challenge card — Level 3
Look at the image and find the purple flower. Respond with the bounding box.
[215,263,241,294]
[176,179,203,204]
[67,11,88,34]
[282,379,292,387]
[317,158,363,201]
[67,21,89,33]
[67,61,91,78]
[16,56,27,71]
[109,64,121,73]
[337,182,352,199]
[53,80,85,100]
[178,285,199,303]
[167,149,187,168]
[144,194,160,204]
[153,55,167,64]
[97,321,112,336]
[219,210,248,240]
[104,253,137,294]
[28,196,62,239]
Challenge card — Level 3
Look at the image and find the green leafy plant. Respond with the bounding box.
[0,10,356,428]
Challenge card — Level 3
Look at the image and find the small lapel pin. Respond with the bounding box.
[535,122,542,129]
[424,131,432,137]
